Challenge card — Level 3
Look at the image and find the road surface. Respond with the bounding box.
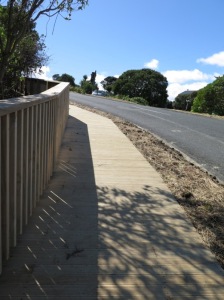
[70,92,224,183]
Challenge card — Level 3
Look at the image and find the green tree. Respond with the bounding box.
[113,69,168,107]
[192,76,224,115]
[81,80,94,94]
[101,76,117,93]
[173,92,197,111]
[0,0,88,86]
[90,70,97,85]
[0,9,48,98]
[83,74,88,81]
[53,73,75,86]
[80,73,97,94]
[52,74,60,81]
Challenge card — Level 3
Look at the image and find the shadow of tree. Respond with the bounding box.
[96,184,224,299]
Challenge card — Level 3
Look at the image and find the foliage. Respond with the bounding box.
[90,71,97,85]
[80,80,96,94]
[113,95,148,105]
[0,0,88,90]
[101,76,117,93]
[166,100,173,109]
[0,7,48,98]
[113,69,168,107]
[53,73,75,86]
[70,85,84,94]
[127,96,148,105]
[192,76,224,115]
[173,91,197,111]
[80,73,97,94]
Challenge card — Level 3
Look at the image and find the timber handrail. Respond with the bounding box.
[0,81,70,274]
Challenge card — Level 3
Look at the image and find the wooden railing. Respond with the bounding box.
[0,81,70,274]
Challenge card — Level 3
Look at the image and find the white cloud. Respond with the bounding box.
[197,51,224,67]
[144,59,159,69]
[92,73,120,90]
[162,69,221,100]
[95,73,106,90]
[33,66,52,80]
[167,82,209,101]
[163,69,215,84]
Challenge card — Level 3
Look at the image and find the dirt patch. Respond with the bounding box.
[72,102,224,269]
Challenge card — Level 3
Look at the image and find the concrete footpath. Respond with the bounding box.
[0,105,224,299]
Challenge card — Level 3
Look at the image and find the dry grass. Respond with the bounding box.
[73,103,224,269]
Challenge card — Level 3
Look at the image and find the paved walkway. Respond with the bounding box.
[0,105,224,299]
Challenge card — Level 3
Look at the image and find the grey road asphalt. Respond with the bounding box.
[70,92,224,183]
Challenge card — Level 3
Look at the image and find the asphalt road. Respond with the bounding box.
[70,92,224,183]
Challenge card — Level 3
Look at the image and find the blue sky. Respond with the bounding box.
[36,0,224,100]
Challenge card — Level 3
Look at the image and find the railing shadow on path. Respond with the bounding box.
[0,115,99,299]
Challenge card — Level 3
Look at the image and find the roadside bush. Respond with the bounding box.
[128,97,148,105]
[114,95,148,105]
[70,86,84,94]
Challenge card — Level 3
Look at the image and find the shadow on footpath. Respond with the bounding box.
[0,115,99,299]
[0,114,223,299]
[96,184,224,299]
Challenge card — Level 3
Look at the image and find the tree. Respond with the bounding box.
[0,0,88,85]
[83,74,88,81]
[0,9,48,98]
[113,69,168,107]
[80,80,94,94]
[173,91,197,111]
[80,72,97,94]
[52,74,60,81]
[53,73,75,86]
[90,70,96,85]
[192,76,224,115]
[101,76,117,93]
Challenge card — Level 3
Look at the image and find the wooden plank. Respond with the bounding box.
[24,108,29,225]
[9,112,17,247]
[37,104,42,200]
[1,115,10,260]
[17,110,24,234]
[33,105,38,208]
[40,103,45,194]
[0,117,1,274]
[29,106,34,216]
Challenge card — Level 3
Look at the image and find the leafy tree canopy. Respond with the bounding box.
[0,0,88,84]
[101,76,117,93]
[0,7,48,98]
[53,73,75,86]
[192,76,224,115]
[79,72,97,94]
[173,91,197,111]
[113,69,168,107]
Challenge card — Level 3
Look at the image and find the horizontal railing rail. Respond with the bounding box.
[0,81,70,274]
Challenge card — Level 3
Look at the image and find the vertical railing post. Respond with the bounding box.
[0,81,69,275]
[24,108,29,225]
[1,115,10,260]
[33,105,38,208]
[9,112,17,247]
[0,117,2,274]
[29,106,34,216]
[17,109,24,234]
